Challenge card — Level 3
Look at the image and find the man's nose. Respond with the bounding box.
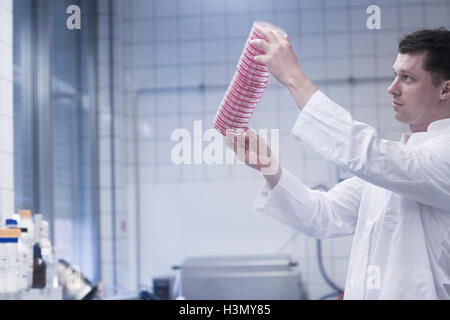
[387,78,400,96]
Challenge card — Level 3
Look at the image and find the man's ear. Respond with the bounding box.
[440,80,450,100]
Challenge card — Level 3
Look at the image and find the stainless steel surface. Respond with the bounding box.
[180,255,307,300]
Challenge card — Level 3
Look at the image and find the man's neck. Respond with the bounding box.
[409,122,430,133]
[409,115,450,133]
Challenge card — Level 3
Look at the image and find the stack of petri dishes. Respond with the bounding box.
[213,21,286,136]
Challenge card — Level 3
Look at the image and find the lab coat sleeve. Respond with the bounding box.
[292,90,450,210]
[254,168,363,239]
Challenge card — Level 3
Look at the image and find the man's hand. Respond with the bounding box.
[249,24,318,110]
[250,25,301,88]
[226,129,282,189]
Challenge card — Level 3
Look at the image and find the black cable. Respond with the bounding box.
[139,291,160,300]
[312,185,344,299]
[317,239,343,293]
[319,291,341,300]
[317,239,344,300]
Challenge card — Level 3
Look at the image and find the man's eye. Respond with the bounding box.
[403,75,412,81]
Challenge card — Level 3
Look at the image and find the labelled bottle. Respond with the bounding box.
[18,210,34,289]
[5,219,18,229]
[0,229,21,294]
[32,214,46,289]
[18,210,34,240]
[40,220,57,288]
[5,219,28,291]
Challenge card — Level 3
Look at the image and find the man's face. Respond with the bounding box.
[387,52,442,132]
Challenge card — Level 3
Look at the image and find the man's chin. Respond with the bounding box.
[393,111,407,124]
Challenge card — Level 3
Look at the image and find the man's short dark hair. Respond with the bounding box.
[398,28,450,87]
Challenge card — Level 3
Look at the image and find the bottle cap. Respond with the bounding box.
[18,210,32,219]
[5,219,18,226]
[33,243,42,257]
[253,21,287,37]
[34,214,42,242]
[40,221,49,238]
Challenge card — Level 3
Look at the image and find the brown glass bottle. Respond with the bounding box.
[31,214,46,288]
[31,242,46,288]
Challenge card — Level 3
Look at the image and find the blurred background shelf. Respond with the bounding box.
[0,286,63,300]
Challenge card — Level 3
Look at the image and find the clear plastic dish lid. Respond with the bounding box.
[252,21,287,38]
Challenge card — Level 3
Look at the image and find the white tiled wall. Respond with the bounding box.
[0,0,14,227]
[98,0,450,299]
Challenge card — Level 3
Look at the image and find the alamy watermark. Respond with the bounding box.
[366,5,381,30]
[66,5,81,30]
[170,121,280,175]
[65,5,380,31]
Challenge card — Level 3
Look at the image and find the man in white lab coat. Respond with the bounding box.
[227,28,450,299]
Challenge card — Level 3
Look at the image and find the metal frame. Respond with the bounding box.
[14,0,35,213]
[108,0,118,293]
[34,0,54,239]
[86,0,101,284]
[132,91,141,291]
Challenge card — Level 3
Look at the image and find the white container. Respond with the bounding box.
[18,210,34,289]
[40,220,57,288]
[18,210,34,241]
[5,219,27,291]
[17,228,31,291]
[0,229,21,294]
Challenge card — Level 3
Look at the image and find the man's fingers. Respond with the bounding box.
[253,24,267,39]
[225,129,263,165]
[254,24,279,44]
[249,39,268,52]
[247,128,258,139]
[224,129,275,171]
[225,134,234,150]
[249,39,268,66]
[255,25,274,43]
[225,134,239,156]
[271,27,286,43]
[243,135,249,164]
[253,54,268,65]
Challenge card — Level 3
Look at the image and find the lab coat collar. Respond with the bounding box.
[400,118,450,145]
[427,117,450,132]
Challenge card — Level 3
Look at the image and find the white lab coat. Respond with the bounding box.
[254,90,450,299]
